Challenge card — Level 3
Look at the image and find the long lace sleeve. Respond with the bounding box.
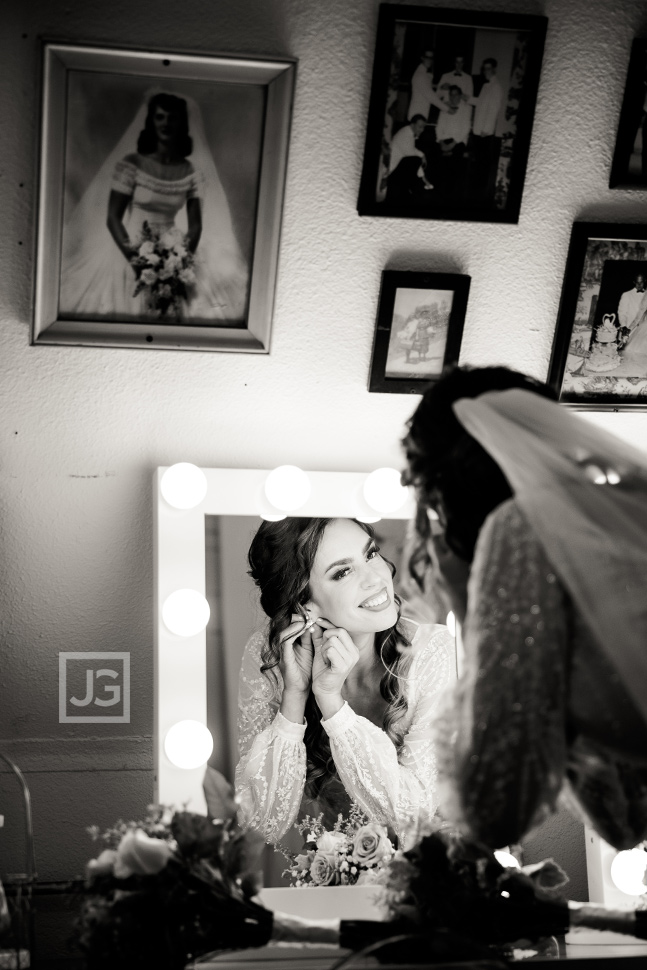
[435,498,570,848]
[322,625,455,848]
[234,631,307,843]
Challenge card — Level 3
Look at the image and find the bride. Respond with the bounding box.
[235,516,455,852]
[59,90,248,322]
[402,365,647,851]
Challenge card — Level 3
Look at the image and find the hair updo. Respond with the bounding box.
[402,365,557,562]
[247,517,412,803]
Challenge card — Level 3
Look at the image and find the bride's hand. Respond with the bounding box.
[311,618,359,702]
[278,614,316,696]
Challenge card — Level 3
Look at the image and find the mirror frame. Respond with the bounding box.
[154,467,415,812]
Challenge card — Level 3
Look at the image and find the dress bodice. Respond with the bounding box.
[112,155,202,232]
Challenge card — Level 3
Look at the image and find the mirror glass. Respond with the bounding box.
[204,513,451,886]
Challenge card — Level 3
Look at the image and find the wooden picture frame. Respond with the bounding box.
[609,38,647,189]
[368,270,470,393]
[357,4,547,223]
[32,42,295,353]
[548,222,647,409]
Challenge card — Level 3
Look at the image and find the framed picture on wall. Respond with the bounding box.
[609,39,647,189]
[357,5,547,223]
[32,43,295,353]
[368,270,469,393]
[548,222,647,409]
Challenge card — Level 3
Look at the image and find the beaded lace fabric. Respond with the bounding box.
[235,622,455,850]
[433,389,647,851]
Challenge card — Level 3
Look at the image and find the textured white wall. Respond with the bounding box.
[1,0,646,897]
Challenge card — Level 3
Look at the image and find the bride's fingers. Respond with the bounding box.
[280,615,315,645]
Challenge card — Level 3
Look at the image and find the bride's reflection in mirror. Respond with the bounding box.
[204,514,456,886]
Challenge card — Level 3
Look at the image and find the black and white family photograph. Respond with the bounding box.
[384,286,453,379]
[368,270,469,393]
[357,6,547,223]
[550,224,647,407]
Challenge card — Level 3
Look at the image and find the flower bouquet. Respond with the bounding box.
[72,807,647,969]
[283,806,395,887]
[130,222,196,318]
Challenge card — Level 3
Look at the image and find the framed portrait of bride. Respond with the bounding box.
[31,42,296,353]
[548,222,647,410]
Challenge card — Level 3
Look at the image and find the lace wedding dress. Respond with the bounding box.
[433,389,647,852]
[235,621,455,850]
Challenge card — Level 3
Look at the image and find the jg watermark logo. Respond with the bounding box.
[59,653,130,723]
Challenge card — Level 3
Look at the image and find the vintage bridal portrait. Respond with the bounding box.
[58,76,260,325]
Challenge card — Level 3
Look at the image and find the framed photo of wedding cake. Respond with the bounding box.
[548,222,647,409]
[31,42,296,353]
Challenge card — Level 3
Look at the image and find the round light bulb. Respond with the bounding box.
[255,486,287,522]
[264,465,311,512]
[162,589,210,637]
[446,611,456,638]
[164,720,213,769]
[160,463,208,510]
[610,849,647,896]
[363,468,409,515]
[494,849,521,869]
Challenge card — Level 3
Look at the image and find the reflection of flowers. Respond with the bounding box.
[352,823,393,867]
[130,222,196,318]
[282,805,395,887]
[310,853,337,885]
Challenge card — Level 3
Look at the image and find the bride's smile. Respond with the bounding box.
[306,518,399,641]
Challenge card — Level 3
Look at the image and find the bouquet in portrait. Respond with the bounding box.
[130,222,196,318]
[282,805,395,887]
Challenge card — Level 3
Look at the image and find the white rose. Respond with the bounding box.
[351,823,393,867]
[113,829,173,878]
[86,848,117,878]
[316,831,347,854]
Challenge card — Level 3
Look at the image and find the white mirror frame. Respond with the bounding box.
[154,467,415,812]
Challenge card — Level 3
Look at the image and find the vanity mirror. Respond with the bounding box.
[154,466,432,814]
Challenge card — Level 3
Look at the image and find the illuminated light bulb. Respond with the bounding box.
[494,849,521,869]
[606,469,621,485]
[162,589,210,637]
[446,611,456,638]
[264,465,311,512]
[352,484,382,524]
[610,848,647,896]
[160,463,208,510]
[164,720,213,769]
[256,487,287,522]
[584,464,607,485]
[362,468,409,515]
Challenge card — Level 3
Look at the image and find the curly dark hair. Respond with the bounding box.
[247,517,412,803]
[402,365,557,563]
[137,93,193,158]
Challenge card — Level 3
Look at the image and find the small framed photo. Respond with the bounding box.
[32,43,295,353]
[609,39,647,189]
[548,222,647,409]
[368,270,470,393]
[357,4,547,223]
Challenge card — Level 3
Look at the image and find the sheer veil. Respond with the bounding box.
[453,389,647,726]
[60,87,248,320]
